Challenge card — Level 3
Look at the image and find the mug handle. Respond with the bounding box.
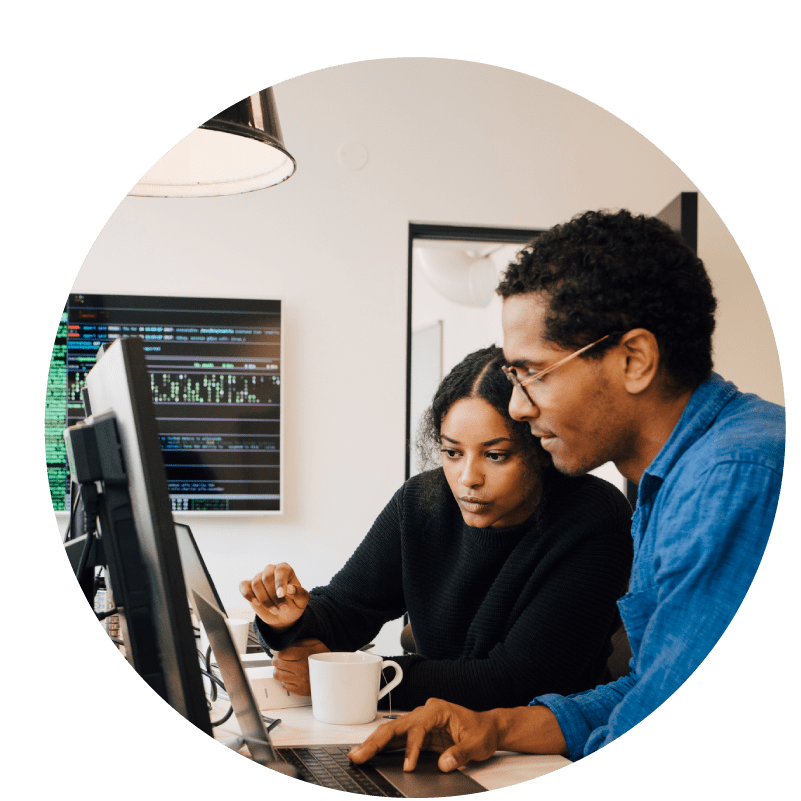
[377,659,403,700]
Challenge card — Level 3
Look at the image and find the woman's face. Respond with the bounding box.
[440,396,540,528]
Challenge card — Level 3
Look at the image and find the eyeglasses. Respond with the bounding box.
[502,333,613,406]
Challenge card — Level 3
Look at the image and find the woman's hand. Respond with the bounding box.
[273,638,330,696]
[239,562,310,631]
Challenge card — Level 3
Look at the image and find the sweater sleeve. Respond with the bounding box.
[256,473,632,715]
[256,485,408,653]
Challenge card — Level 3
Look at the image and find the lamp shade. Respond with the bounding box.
[416,246,498,307]
[129,88,296,198]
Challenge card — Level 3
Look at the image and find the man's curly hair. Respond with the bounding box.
[497,209,717,392]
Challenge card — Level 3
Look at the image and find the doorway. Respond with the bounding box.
[405,223,541,478]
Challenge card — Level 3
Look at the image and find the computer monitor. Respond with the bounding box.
[174,522,228,616]
[64,336,212,735]
[47,293,282,514]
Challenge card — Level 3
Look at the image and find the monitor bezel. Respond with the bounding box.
[85,336,211,733]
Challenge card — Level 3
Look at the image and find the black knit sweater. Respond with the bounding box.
[257,468,632,712]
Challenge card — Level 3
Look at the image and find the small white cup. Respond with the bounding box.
[225,618,251,656]
[308,652,403,725]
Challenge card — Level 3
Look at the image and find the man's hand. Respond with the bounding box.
[273,638,330,696]
[349,699,568,771]
[348,699,502,773]
[239,562,310,631]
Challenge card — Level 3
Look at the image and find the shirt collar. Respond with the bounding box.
[637,373,739,501]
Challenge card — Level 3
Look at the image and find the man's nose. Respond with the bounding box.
[509,386,537,421]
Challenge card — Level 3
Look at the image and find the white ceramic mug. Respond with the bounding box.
[308,652,403,725]
[225,618,251,655]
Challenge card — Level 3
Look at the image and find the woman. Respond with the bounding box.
[240,346,632,712]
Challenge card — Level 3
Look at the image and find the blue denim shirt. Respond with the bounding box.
[531,374,785,761]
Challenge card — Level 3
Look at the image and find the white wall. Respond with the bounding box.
[59,58,783,654]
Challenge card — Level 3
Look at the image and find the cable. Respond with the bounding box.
[195,647,282,733]
[198,669,234,727]
[197,648,217,702]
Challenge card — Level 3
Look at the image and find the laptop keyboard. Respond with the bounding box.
[277,744,404,796]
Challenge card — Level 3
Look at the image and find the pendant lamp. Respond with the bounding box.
[416,246,499,308]
[129,88,296,198]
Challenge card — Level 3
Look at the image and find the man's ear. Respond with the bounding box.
[616,329,659,395]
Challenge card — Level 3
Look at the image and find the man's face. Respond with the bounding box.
[502,293,633,476]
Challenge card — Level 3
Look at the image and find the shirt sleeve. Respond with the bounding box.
[531,458,782,761]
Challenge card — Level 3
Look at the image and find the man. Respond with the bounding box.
[349,208,785,772]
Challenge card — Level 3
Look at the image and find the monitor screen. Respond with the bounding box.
[47,293,282,513]
[73,336,212,733]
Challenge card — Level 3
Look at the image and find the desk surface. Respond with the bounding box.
[213,702,571,792]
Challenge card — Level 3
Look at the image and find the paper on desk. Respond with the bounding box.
[240,653,274,669]
[244,663,312,711]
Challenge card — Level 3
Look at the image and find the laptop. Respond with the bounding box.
[192,591,485,796]
[174,522,263,655]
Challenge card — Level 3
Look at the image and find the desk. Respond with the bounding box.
[213,702,571,792]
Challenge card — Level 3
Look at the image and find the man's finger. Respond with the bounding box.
[437,746,469,772]
[402,723,429,772]
[349,718,411,763]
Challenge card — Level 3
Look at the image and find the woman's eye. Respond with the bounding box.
[486,452,508,462]
[440,448,460,460]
